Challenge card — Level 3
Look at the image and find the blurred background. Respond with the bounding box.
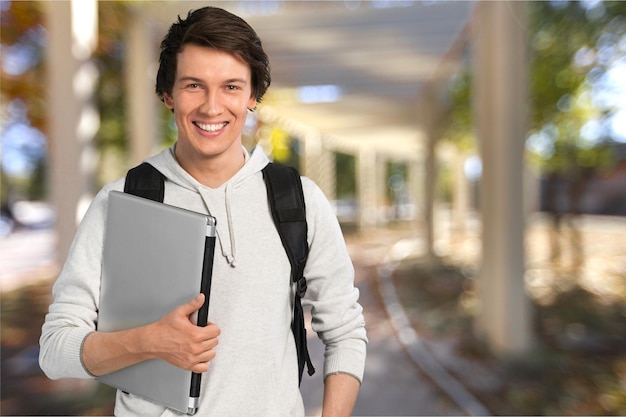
[2,0,626,415]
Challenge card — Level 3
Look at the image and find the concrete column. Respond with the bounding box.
[473,0,533,355]
[303,134,336,200]
[376,156,388,223]
[407,156,424,223]
[318,146,336,202]
[416,81,447,265]
[302,132,320,183]
[357,148,378,229]
[452,151,470,236]
[126,10,160,166]
[423,130,437,262]
[46,0,99,262]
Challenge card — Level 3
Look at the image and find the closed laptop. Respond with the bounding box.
[97,190,216,415]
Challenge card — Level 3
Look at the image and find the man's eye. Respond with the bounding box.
[188,83,200,89]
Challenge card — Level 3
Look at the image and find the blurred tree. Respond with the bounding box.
[527,0,624,174]
[1,1,170,192]
[92,1,178,185]
[335,152,356,200]
[444,0,626,202]
[443,65,474,154]
[0,1,46,131]
[440,1,626,271]
[1,1,46,204]
[527,1,626,267]
[94,1,132,184]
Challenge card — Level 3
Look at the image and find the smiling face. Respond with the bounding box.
[164,44,257,181]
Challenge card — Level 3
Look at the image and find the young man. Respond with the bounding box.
[39,6,367,416]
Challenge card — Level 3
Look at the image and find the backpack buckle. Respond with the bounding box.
[296,277,307,298]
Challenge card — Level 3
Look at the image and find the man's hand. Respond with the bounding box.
[83,294,220,376]
[146,293,220,372]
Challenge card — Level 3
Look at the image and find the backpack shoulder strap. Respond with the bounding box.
[124,162,165,203]
[262,163,308,285]
[262,162,315,383]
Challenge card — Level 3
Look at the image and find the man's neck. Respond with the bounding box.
[174,145,245,189]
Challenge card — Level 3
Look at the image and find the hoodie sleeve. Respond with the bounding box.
[300,178,368,383]
[39,181,121,379]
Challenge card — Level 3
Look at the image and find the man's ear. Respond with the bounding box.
[247,96,257,111]
[163,93,175,110]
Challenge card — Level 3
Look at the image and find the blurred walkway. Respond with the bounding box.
[304,213,626,416]
[301,227,489,416]
[0,228,57,293]
[302,261,464,416]
[1,225,482,416]
[4,214,625,415]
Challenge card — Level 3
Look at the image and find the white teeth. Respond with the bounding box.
[196,122,226,132]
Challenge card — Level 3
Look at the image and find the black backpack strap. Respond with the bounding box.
[124,162,165,203]
[262,162,316,384]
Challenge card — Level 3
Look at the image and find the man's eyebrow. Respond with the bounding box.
[176,76,204,84]
[224,78,248,85]
[176,76,248,84]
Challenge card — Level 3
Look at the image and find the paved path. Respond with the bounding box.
[301,265,462,416]
[0,228,57,292]
[300,233,464,416]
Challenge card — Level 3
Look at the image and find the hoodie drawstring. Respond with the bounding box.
[198,182,237,268]
[224,182,237,267]
[158,145,264,269]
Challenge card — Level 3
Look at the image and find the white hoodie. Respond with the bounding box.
[39,145,367,416]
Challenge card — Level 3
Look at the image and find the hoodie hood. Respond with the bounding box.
[144,144,270,267]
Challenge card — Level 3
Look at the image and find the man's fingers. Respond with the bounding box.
[191,361,211,373]
[177,293,205,316]
[186,344,217,373]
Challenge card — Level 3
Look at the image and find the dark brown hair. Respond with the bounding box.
[155,7,271,104]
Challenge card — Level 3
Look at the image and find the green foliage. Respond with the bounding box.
[335,152,356,200]
[444,66,474,152]
[443,1,626,181]
[0,1,46,132]
[527,1,626,177]
[93,2,133,186]
[529,1,593,127]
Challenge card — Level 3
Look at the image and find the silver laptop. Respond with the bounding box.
[97,191,216,415]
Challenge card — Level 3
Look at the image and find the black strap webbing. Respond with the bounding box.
[123,163,165,202]
[262,163,315,383]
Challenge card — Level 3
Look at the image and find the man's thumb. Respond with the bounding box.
[181,293,204,314]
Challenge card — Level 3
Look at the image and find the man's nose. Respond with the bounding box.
[199,91,223,116]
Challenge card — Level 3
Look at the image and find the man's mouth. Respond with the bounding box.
[195,122,228,133]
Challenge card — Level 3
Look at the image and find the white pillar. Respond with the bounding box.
[452,151,470,236]
[357,148,378,229]
[47,0,99,262]
[423,131,437,262]
[126,10,160,166]
[376,156,388,224]
[473,0,533,355]
[314,144,336,202]
[416,82,446,265]
[304,137,336,200]
[407,156,424,225]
